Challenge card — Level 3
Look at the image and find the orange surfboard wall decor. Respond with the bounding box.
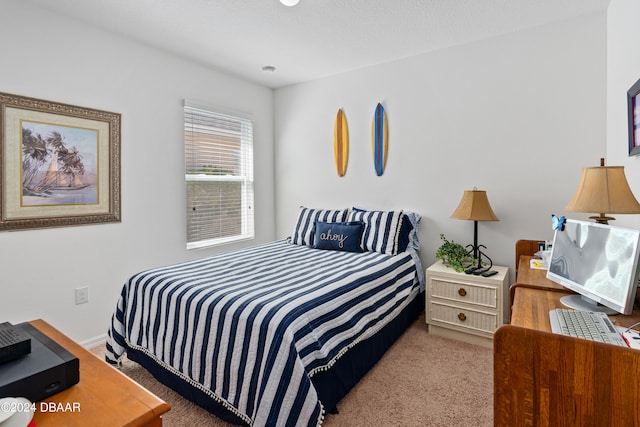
[333,109,349,177]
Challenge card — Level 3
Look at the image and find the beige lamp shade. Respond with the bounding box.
[450,189,499,262]
[565,161,640,224]
[450,190,499,222]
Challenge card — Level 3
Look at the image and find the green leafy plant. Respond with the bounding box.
[435,234,473,272]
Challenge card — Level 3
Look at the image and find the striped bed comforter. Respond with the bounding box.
[105,240,419,427]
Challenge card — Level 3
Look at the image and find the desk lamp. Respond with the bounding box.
[450,189,499,261]
[565,158,640,224]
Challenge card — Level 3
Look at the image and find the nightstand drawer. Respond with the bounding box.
[430,279,497,309]
[429,301,498,335]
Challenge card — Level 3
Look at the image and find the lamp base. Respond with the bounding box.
[589,213,615,225]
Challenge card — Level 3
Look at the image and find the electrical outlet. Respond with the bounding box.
[75,287,89,305]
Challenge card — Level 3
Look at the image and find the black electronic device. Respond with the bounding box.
[472,268,490,276]
[464,267,480,274]
[481,270,498,277]
[0,322,79,402]
[0,322,31,364]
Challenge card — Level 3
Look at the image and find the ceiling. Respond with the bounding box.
[26,0,610,89]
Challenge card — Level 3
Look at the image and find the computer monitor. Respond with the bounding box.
[546,218,640,315]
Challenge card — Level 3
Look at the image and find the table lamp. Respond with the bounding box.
[565,158,640,224]
[450,189,499,260]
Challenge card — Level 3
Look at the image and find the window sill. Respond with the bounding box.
[187,234,254,250]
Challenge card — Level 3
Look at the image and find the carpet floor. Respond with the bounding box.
[92,313,493,426]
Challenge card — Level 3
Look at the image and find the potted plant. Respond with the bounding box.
[435,234,473,272]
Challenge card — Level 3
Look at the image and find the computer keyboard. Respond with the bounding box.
[548,308,628,347]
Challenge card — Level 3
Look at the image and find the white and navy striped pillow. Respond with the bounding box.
[289,207,348,246]
[347,209,404,255]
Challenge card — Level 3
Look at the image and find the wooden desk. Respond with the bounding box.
[494,286,640,426]
[513,256,563,290]
[511,286,640,331]
[29,320,170,427]
[508,255,566,307]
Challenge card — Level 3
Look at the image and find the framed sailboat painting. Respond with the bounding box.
[0,92,121,231]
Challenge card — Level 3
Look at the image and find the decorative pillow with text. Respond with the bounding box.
[313,221,364,253]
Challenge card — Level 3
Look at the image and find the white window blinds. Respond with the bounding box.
[184,102,254,249]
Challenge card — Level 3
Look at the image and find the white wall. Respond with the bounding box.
[0,1,275,344]
[274,13,607,280]
[606,0,640,230]
[0,2,615,344]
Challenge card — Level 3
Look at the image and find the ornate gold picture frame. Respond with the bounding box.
[0,92,120,231]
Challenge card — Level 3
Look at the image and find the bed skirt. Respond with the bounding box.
[125,291,424,425]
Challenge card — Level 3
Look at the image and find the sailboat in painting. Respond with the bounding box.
[41,151,89,191]
[22,127,95,203]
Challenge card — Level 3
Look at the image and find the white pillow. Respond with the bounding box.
[347,209,404,255]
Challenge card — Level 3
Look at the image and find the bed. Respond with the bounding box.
[105,207,423,426]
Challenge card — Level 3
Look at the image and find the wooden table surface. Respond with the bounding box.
[514,255,564,291]
[29,319,170,427]
[511,286,640,331]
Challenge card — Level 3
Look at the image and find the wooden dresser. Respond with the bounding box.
[494,258,640,426]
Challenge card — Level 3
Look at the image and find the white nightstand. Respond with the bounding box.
[425,260,509,348]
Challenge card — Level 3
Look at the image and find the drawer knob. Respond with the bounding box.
[458,288,467,297]
[458,312,467,321]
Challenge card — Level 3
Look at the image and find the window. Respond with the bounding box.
[184,102,254,249]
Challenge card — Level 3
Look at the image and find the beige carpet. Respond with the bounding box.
[92,314,493,426]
